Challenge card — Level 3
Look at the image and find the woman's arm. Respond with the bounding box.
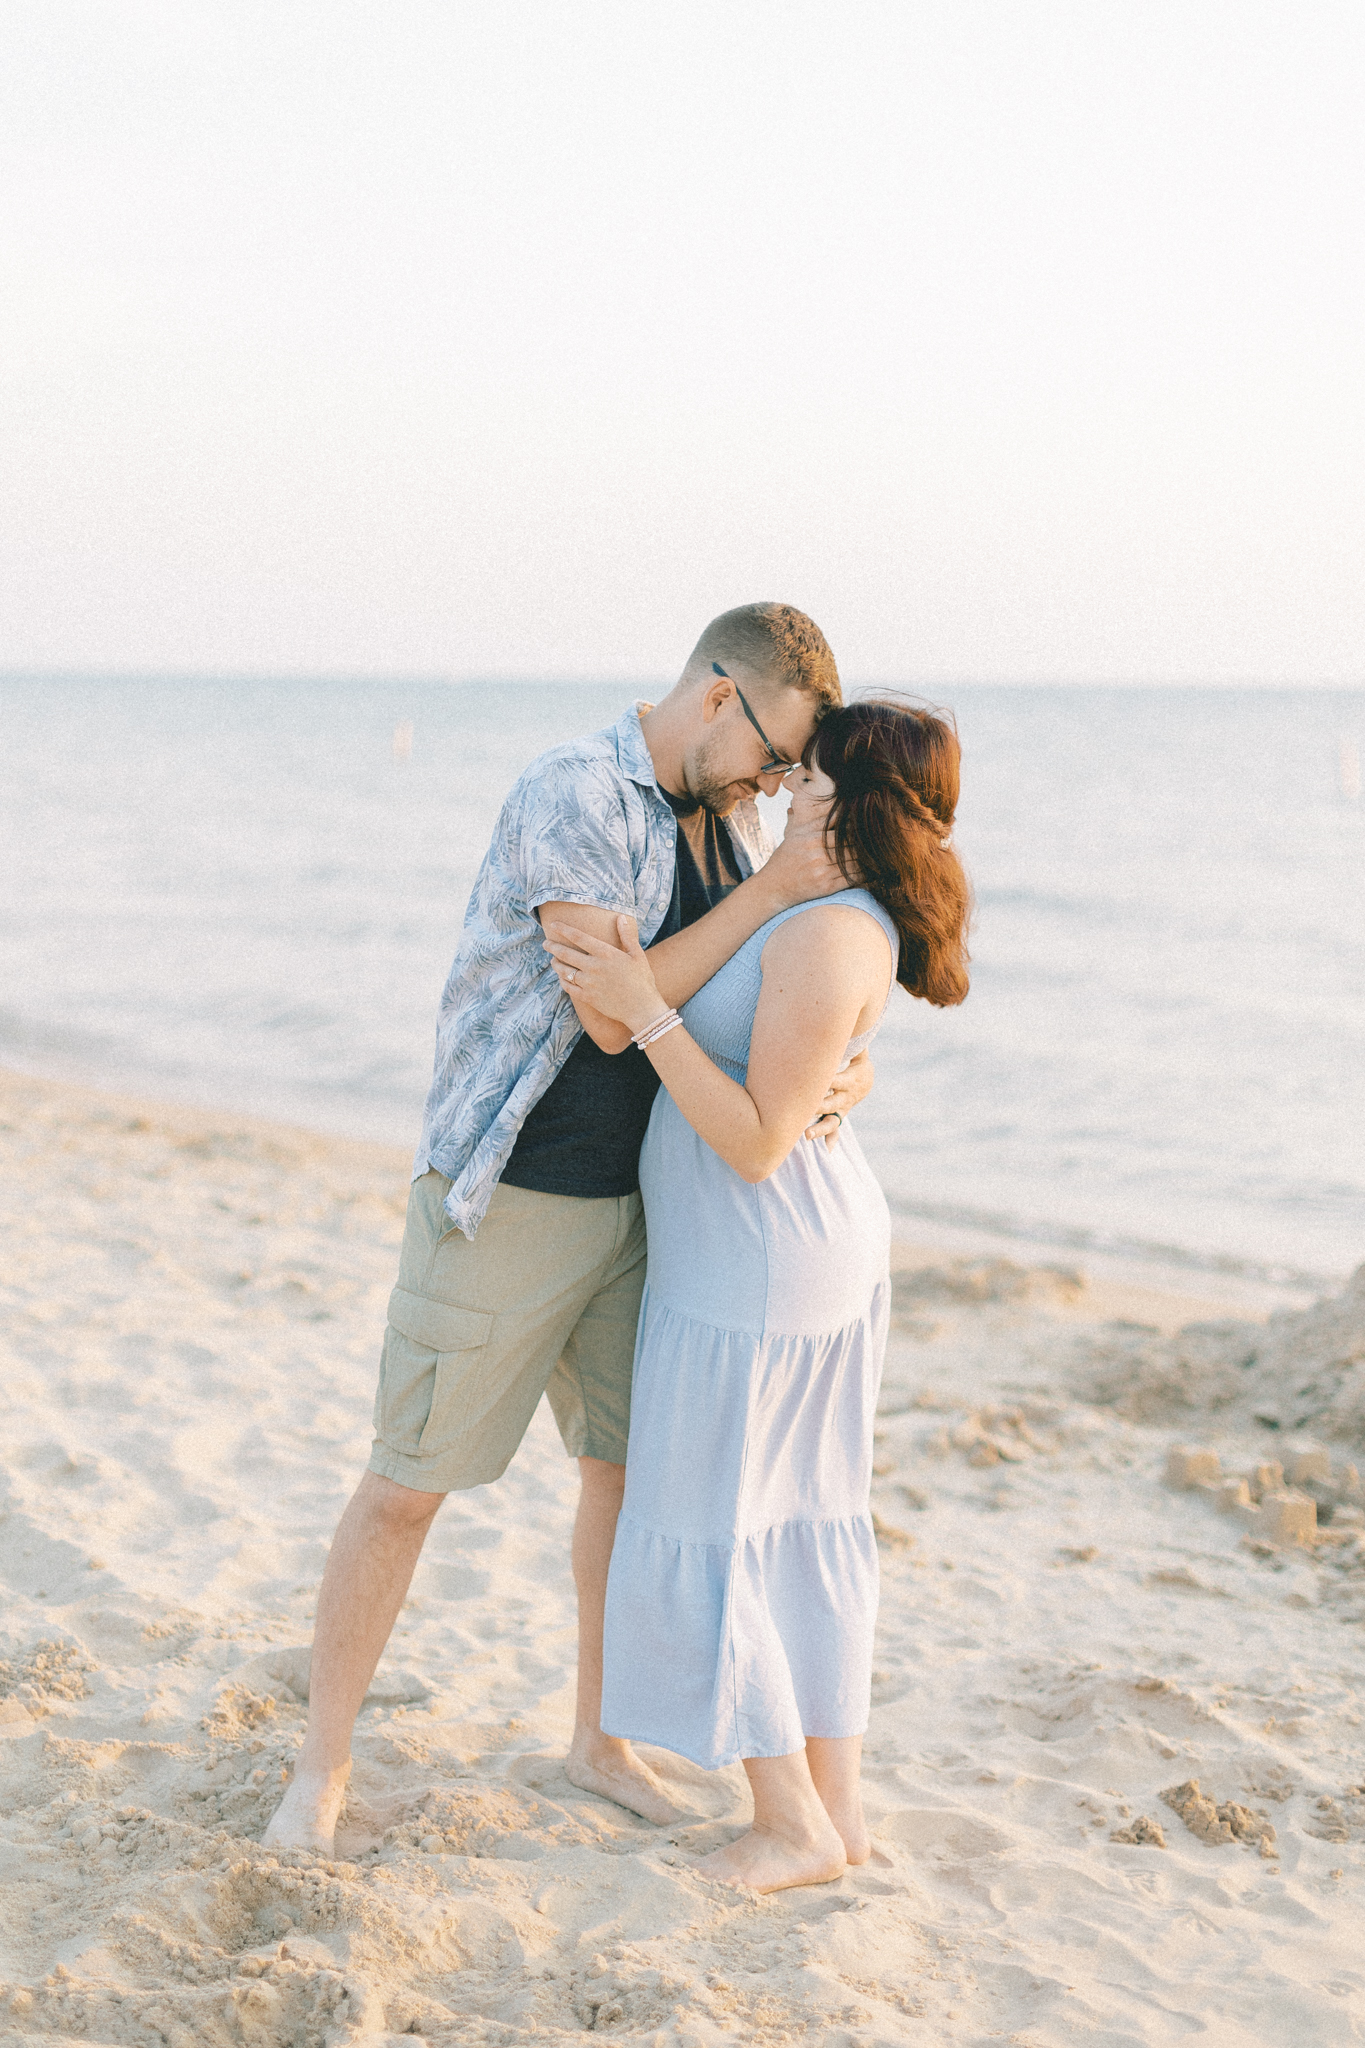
[542,909,891,1183]
[539,896,877,1134]
[533,898,879,1141]
[536,804,853,1055]
[540,806,850,1022]
[641,808,849,1008]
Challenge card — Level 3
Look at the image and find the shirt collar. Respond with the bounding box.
[613,702,661,791]
[614,699,771,875]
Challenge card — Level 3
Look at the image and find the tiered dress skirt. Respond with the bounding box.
[601,1078,891,1768]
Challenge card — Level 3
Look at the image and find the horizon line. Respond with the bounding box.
[3,668,1364,693]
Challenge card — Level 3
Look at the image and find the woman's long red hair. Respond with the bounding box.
[806,697,971,1006]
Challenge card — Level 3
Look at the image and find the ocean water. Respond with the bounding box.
[2,676,1362,1285]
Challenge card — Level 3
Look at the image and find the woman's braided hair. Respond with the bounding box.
[803,696,971,1007]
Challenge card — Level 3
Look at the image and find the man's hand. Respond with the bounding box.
[759,804,852,910]
[804,1050,875,1149]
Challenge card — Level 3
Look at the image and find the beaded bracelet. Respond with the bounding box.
[637,1013,683,1051]
[631,1008,681,1050]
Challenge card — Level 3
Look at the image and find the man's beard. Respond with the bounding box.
[686,733,755,816]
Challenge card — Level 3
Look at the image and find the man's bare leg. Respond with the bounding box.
[695,1750,847,1893]
[563,1456,687,1825]
[263,1471,443,1854]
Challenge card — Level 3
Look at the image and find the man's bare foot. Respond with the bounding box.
[565,1735,688,1826]
[261,1761,351,1857]
[695,1817,847,1895]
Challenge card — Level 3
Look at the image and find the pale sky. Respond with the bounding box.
[2,1,1362,684]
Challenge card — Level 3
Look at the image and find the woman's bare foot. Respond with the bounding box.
[696,1816,847,1895]
[261,1761,351,1856]
[565,1734,688,1825]
[818,1787,871,1864]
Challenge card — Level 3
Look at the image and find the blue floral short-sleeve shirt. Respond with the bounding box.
[415,704,772,1238]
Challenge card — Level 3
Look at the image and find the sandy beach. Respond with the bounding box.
[2,1064,1363,2047]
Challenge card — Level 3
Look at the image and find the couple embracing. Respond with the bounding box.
[265,604,970,1894]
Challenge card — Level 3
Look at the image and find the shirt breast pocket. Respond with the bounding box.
[375,1287,494,1456]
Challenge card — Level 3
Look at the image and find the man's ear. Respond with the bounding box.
[699,668,733,725]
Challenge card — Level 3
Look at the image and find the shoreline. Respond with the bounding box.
[0,1060,1326,1323]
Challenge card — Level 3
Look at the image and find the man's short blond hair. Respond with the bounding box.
[689,603,841,717]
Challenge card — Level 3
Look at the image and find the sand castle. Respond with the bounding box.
[1164,1441,1364,1547]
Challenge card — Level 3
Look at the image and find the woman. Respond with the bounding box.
[543,698,970,1893]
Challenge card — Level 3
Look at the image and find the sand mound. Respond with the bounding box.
[894,1257,1085,1309]
[1161,1779,1278,1856]
[1108,1815,1166,1847]
[1077,1263,1365,1446]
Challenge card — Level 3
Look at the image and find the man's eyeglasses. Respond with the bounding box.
[711,662,796,776]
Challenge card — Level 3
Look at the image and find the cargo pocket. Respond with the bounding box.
[374,1286,494,1457]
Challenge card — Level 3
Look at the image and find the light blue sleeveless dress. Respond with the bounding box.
[600,888,898,1768]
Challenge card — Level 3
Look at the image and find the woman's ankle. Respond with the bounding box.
[289,1752,351,1786]
[750,1803,845,1856]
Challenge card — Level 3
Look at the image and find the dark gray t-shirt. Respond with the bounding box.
[499,789,745,1198]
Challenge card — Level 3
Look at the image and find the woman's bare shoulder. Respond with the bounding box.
[759,899,892,979]
[762,896,889,949]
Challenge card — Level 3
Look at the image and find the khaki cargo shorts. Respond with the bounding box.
[368,1171,646,1493]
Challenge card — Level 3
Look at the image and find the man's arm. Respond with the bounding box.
[515,749,656,1055]
[535,903,636,1053]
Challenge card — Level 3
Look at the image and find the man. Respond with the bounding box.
[264,602,874,1854]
